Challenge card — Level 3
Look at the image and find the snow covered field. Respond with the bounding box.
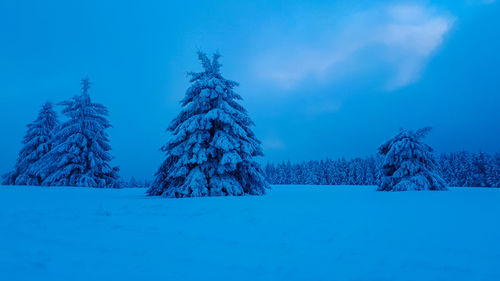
[0,185,499,281]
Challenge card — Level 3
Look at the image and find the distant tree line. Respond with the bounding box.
[438,151,500,187]
[120,177,152,188]
[264,157,380,186]
[264,151,500,188]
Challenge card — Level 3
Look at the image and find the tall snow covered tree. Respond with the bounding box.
[378,127,446,191]
[34,78,120,188]
[148,52,269,197]
[2,102,59,185]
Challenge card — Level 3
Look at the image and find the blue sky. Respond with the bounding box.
[1,0,499,179]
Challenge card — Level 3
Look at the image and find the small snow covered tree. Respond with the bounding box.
[148,52,269,197]
[35,78,120,187]
[129,177,139,187]
[472,152,489,187]
[493,153,500,187]
[378,127,446,191]
[2,102,59,185]
[264,163,277,184]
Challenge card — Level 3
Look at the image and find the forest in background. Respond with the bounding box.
[263,151,500,187]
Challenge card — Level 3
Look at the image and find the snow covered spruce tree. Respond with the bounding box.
[148,52,269,197]
[35,78,120,188]
[2,102,59,185]
[378,127,446,191]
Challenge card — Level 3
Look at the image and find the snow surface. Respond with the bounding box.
[0,185,499,281]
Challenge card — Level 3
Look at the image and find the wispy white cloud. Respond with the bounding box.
[253,3,454,90]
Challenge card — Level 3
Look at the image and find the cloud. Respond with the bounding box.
[253,4,454,90]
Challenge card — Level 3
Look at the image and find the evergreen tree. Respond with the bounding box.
[472,152,488,187]
[304,161,319,185]
[378,127,446,191]
[292,163,303,184]
[276,162,287,184]
[338,158,348,185]
[2,102,59,185]
[323,159,333,184]
[34,78,120,187]
[317,160,328,185]
[461,151,475,187]
[493,153,500,187]
[264,163,277,184]
[129,177,139,187]
[438,153,454,186]
[143,179,153,188]
[365,156,378,185]
[148,52,269,197]
[284,161,292,184]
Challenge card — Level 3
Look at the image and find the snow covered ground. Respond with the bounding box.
[0,185,499,281]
